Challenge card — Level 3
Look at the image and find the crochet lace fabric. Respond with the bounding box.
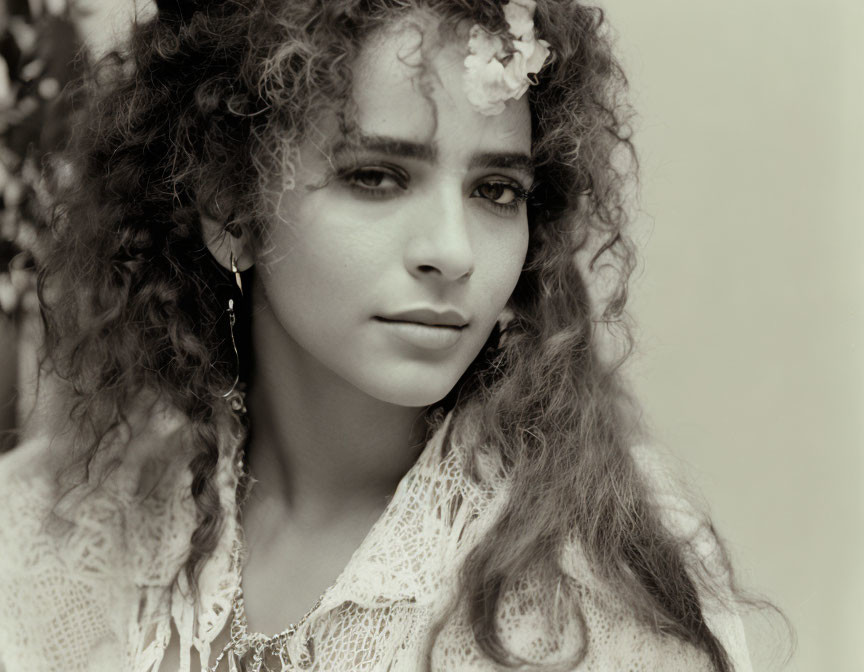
[0,409,752,672]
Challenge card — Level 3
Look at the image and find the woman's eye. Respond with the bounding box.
[472,181,529,212]
[341,166,407,196]
[477,182,514,204]
[351,170,386,188]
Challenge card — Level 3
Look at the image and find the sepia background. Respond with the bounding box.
[4,0,863,669]
[613,1,863,670]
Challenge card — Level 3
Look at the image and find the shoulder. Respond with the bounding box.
[0,436,123,671]
[628,443,754,672]
[0,411,199,576]
[0,436,62,559]
[0,433,58,482]
[628,443,731,582]
[0,432,117,582]
[0,416,198,672]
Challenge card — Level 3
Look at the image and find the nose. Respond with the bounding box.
[403,185,475,282]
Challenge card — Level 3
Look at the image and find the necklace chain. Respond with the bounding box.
[208,413,324,672]
[208,577,323,672]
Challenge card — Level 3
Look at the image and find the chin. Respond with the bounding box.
[358,368,463,408]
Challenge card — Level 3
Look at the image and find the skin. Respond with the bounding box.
[201,18,532,634]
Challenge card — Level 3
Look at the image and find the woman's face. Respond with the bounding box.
[256,20,532,407]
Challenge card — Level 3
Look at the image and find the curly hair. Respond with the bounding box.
[36,0,740,669]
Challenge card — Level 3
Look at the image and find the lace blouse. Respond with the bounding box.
[0,404,752,671]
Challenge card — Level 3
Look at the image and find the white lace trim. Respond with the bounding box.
[0,411,752,671]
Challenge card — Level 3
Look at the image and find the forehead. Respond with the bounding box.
[348,17,532,156]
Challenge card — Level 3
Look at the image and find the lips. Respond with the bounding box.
[375,307,469,329]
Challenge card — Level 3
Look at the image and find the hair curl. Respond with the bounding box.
[36,1,749,669]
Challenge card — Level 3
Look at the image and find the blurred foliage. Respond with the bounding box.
[0,0,87,318]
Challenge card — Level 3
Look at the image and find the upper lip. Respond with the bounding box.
[377,308,469,328]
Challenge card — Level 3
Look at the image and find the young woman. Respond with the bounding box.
[0,0,754,670]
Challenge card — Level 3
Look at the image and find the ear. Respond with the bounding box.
[200,212,256,273]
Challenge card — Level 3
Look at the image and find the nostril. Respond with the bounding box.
[415,264,473,281]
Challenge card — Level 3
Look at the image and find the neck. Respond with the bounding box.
[244,289,429,528]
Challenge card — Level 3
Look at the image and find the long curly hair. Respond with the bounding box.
[36,0,742,669]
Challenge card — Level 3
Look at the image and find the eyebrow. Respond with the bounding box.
[331,134,437,163]
[331,134,535,180]
[468,152,535,179]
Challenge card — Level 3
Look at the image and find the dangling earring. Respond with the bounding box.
[223,219,244,296]
[230,251,243,297]
[221,249,246,414]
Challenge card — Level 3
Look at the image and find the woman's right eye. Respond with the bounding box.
[341,166,408,197]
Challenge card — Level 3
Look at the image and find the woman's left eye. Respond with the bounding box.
[340,166,408,198]
[472,181,529,212]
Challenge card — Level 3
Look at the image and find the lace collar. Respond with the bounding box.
[165,407,510,672]
[0,404,752,672]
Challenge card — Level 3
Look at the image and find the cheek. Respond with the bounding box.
[482,224,529,308]
[271,203,392,298]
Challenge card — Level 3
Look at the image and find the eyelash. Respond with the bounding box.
[339,166,530,215]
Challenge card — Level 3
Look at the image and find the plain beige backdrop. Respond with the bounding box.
[609,1,863,670]
[76,0,864,669]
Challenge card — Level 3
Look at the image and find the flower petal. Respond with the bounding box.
[462,9,549,116]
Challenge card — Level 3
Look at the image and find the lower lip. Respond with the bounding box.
[375,318,465,350]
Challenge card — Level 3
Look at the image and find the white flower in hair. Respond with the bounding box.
[463,0,551,116]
